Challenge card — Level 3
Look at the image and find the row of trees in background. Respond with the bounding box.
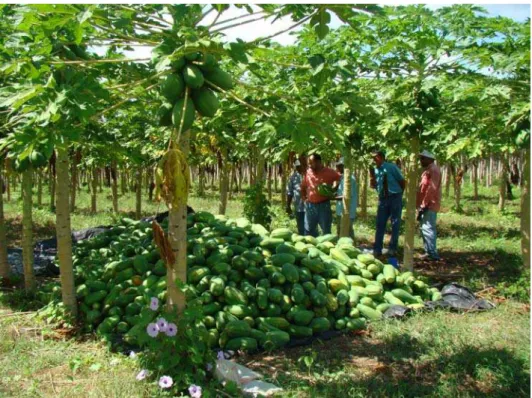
[1,149,527,212]
[0,4,529,314]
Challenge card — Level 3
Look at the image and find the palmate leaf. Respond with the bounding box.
[0,85,44,109]
[224,40,249,64]
[310,9,331,40]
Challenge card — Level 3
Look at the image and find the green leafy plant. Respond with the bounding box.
[496,270,530,302]
[243,181,272,227]
[298,348,318,377]
[131,297,215,395]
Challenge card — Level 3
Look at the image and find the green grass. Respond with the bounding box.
[1,179,529,397]
[247,301,530,397]
[0,304,160,397]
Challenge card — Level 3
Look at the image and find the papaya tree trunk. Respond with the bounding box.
[250,158,255,186]
[256,150,265,183]
[210,166,215,190]
[167,130,189,313]
[403,138,420,272]
[90,166,97,213]
[281,162,287,209]
[229,164,236,200]
[340,153,353,238]
[22,168,35,291]
[218,152,230,215]
[0,163,9,281]
[55,147,77,316]
[37,169,43,207]
[198,167,205,197]
[49,158,56,212]
[488,155,494,187]
[136,167,142,219]
[111,160,119,213]
[5,169,10,202]
[498,154,508,212]
[99,168,103,193]
[267,165,273,201]
[361,167,368,220]
[450,165,462,211]
[238,163,243,192]
[145,168,150,195]
[274,164,279,193]
[354,169,360,207]
[120,169,126,196]
[70,149,79,212]
[473,161,479,200]
[445,164,452,198]
[148,166,154,202]
[521,147,530,269]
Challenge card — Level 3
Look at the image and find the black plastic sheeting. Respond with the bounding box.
[384,283,496,319]
[7,226,113,277]
[6,208,195,277]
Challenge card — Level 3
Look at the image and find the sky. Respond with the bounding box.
[92,4,530,59]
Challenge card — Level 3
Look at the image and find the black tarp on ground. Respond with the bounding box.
[6,207,195,277]
[383,282,496,319]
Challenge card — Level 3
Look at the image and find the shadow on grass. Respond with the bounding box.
[0,287,46,312]
[415,247,525,286]
[5,217,56,248]
[437,223,521,241]
[248,332,530,397]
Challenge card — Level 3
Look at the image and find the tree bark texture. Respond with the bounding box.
[55,147,78,316]
[22,169,35,291]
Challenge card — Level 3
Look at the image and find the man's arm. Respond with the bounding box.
[300,175,308,202]
[392,164,406,191]
[421,171,437,209]
[369,168,377,189]
[286,177,293,212]
[286,195,293,213]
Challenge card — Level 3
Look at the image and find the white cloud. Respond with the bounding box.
[90,4,528,59]
[199,5,303,46]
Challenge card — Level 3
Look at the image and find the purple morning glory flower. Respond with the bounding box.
[189,384,202,398]
[150,297,159,311]
[146,323,159,338]
[156,318,168,333]
[217,350,225,360]
[165,323,177,337]
[159,375,173,389]
[136,369,148,381]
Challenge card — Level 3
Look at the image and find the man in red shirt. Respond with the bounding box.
[416,150,442,261]
[301,154,341,237]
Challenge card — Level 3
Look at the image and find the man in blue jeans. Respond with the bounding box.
[301,154,341,237]
[286,160,305,235]
[370,150,406,257]
[416,150,442,260]
[335,158,357,238]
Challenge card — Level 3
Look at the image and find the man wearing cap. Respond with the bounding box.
[286,159,305,235]
[335,158,357,238]
[301,154,341,237]
[417,150,442,261]
[370,150,406,257]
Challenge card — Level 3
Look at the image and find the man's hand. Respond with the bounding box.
[416,206,425,222]
[370,177,376,189]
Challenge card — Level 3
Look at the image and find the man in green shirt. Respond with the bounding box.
[370,150,406,257]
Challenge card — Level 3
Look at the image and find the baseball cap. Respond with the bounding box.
[419,150,435,160]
